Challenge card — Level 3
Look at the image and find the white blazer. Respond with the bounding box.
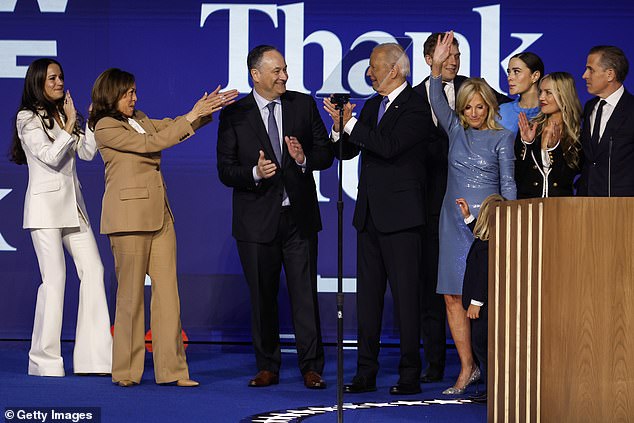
[17,110,97,229]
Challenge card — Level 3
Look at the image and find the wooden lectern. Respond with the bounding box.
[489,197,633,422]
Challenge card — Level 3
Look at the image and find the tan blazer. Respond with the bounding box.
[94,110,205,234]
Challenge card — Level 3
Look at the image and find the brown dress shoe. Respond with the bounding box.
[176,379,200,387]
[248,370,279,387]
[303,371,326,389]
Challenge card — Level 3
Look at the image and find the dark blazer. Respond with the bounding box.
[515,134,581,199]
[413,76,511,215]
[337,84,430,233]
[217,91,334,242]
[462,221,488,310]
[577,89,634,196]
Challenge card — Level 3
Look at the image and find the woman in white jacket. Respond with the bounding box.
[10,58,112,377]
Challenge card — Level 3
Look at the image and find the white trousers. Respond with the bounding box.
[28,215,112,376]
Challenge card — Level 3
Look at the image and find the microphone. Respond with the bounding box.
[608,136,613,197]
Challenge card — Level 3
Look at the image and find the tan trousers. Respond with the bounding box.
[109,208,189,384]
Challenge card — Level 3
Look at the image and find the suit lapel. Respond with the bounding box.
[244,93,280,166]
[281,93,293,167]
[133,114,154,134]
[602,90,631,144]
[582,97,598,156]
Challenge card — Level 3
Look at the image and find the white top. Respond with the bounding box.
[590,85,625,142]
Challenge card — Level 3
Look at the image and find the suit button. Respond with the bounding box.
[593,162,597,167]
[553,182,558,187]
[533,182,539,186]
[532,165,537,169]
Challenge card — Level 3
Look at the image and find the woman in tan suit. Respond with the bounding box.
[88,68,237,387]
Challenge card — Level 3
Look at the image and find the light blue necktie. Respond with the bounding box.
[377,96,389,124]
[266,101,287,202]
[266,102,282,163]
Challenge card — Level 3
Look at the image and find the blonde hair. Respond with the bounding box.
[473,194,506,241]
[530,72,582,169]
[455,78,503,130]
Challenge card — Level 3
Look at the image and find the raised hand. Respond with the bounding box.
[63,90,77,133]
[186,86,239,122]
[323,96,356,132]
[431,31,453,76]
[541,119,562,150]
[284,136,305,164]
[256,149,276,179]
[208,85,239,114]
[455,197,471,219]
[518,112,537,143]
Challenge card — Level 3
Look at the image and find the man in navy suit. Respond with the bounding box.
[217,45,334,389]
[324,43,430,395]
[578,45,634,196]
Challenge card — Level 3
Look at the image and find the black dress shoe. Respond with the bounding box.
[468,391,487,403]
[343,376,376,393]
[420,365,444,383]
[389,382,422,395]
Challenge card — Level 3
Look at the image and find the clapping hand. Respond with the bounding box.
[284,136,305,164]
[208,85,239,113]
[186,85,239,123]
[518,112,537,143]
[62,90,77,133]
[541,119,562,150]
[323,97,356,133]
[256,150,276,179]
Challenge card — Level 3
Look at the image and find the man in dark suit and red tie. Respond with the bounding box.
[217,45,334,389]
[323,42,430,395]
[578,45,634,196]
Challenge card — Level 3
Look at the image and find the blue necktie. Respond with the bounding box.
[266,102,282,163]
[266,101,287,202]
[377,96,389,124]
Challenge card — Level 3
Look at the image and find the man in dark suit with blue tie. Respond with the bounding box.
[324,43,430,395]
[217,45,334,389]
[578,45,634,196]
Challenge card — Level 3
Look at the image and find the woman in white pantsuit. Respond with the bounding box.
[10,58,112,377]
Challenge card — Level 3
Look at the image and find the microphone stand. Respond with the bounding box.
[333,93,349,423]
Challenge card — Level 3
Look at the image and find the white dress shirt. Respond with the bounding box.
[590,84,624,142]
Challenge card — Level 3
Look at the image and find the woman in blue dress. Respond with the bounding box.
[498,52,544,133]
[429,32,517,395]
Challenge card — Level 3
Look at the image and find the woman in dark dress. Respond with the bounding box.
[515,72,582,198]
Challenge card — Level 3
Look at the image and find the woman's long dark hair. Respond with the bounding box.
[9,58,84,165]
[88,68,136,131]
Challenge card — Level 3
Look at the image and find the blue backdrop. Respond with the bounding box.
[1,0,633,343]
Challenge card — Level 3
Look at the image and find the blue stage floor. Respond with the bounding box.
[0,341,486,422]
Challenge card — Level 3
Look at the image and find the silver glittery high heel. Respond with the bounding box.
[442,367,481,395]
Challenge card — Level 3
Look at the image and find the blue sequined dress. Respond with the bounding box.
[429,76,517,295]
